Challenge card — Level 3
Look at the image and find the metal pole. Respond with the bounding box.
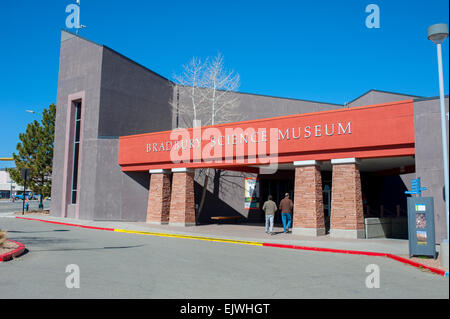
[436,43,450,241]
[22,171,27,215]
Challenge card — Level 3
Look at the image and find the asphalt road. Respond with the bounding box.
[0,217,448,299]
[0,200,50,215]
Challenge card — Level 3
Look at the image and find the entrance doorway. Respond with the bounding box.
[322,171,332,233]
[259,171,294,225]
[323,183,331,233]
[258,171,332,230]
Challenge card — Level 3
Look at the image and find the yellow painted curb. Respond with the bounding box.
[113,228,263,246]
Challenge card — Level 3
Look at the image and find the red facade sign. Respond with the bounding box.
[118,100,415,171]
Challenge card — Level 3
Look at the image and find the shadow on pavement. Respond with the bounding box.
[7,229,70,234]
[30,245,145,252]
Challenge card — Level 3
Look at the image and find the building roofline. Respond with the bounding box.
[60,29,174,85]
[231,90,344,106]
[61,29,102,48]
[413,94,449,102]
[61,30,443,108]
[102,46,173,84]
[347,89,425,105]
[174,84,343,106]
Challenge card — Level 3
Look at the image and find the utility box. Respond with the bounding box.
[407,197,437,259]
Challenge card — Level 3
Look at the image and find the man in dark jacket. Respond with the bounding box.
[279,193,293,233]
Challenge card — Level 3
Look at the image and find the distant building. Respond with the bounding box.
[0,169,25,199]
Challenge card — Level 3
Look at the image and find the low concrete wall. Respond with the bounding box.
[365,217,408,239]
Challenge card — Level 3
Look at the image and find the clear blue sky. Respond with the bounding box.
[0,0,448,167]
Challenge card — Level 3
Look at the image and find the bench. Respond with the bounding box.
[210,216,243,224]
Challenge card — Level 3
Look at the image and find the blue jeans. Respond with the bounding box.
[281,213,292,232]
[265,215,274,233]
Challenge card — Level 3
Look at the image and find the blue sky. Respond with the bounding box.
[0,0,448,167]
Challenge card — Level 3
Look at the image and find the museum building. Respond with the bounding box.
[50,30,449,241]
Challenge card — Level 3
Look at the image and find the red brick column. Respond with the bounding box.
[330,158,365,238]
[169,168,196,226]
[146,169,171,224]
[292,161,325,236]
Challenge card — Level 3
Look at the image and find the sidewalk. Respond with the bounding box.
[13,213,411,255]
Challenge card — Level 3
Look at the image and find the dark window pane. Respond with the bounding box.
[75,102,81,120]
[71,101,82,204]
[75,120,81,142]
[72,143,79,190]
[71,190,77,204]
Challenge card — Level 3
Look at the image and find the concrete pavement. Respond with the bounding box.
[0,200,50,216]
[0,217,448,299]
[12,214,413,255]
[0,201,416,257]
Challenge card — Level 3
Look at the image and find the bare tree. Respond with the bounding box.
[172,57,207,128]
[172,53,240,128]
[172,53,241,222]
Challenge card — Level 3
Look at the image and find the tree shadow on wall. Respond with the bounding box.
[194,169,265,225]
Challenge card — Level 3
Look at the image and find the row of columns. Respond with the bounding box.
[146,168,196,226]
[293,158,365,239]
[146,157,365,238]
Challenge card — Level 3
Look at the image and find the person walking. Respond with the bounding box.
[25,195,30,212]
[279,193,293,233]
[262,195,277,235]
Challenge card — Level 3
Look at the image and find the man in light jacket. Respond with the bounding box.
[262,195,277,235]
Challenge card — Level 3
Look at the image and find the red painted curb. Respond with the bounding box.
[262,242,388,257]
[262,242,447,277]
[386,254,447,277]
[15,216,114,231]
[0,239,25,262]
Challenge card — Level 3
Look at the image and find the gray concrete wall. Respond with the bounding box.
[51,32,103,220]
[92,138,149,221]
[175,85,343,128]
[98,47,174,136]
[52,31,174,222]
[414,96,449,243]
[91,46,174,221]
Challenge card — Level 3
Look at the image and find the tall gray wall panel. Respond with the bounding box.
[98,47,174,136]
[414,97,449,243]
[51,33,103,218]
[92,47,174,221]
[92,138,149,222]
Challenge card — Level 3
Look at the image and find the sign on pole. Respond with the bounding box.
[20,168,30,181]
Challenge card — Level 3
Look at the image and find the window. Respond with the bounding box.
[71,101,81,204]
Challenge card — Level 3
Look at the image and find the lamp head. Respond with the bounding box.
[428,23,449,44]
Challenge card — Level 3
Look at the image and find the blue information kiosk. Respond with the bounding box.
[405,178,437,259]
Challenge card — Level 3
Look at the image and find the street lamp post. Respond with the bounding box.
[427,23,449,266]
